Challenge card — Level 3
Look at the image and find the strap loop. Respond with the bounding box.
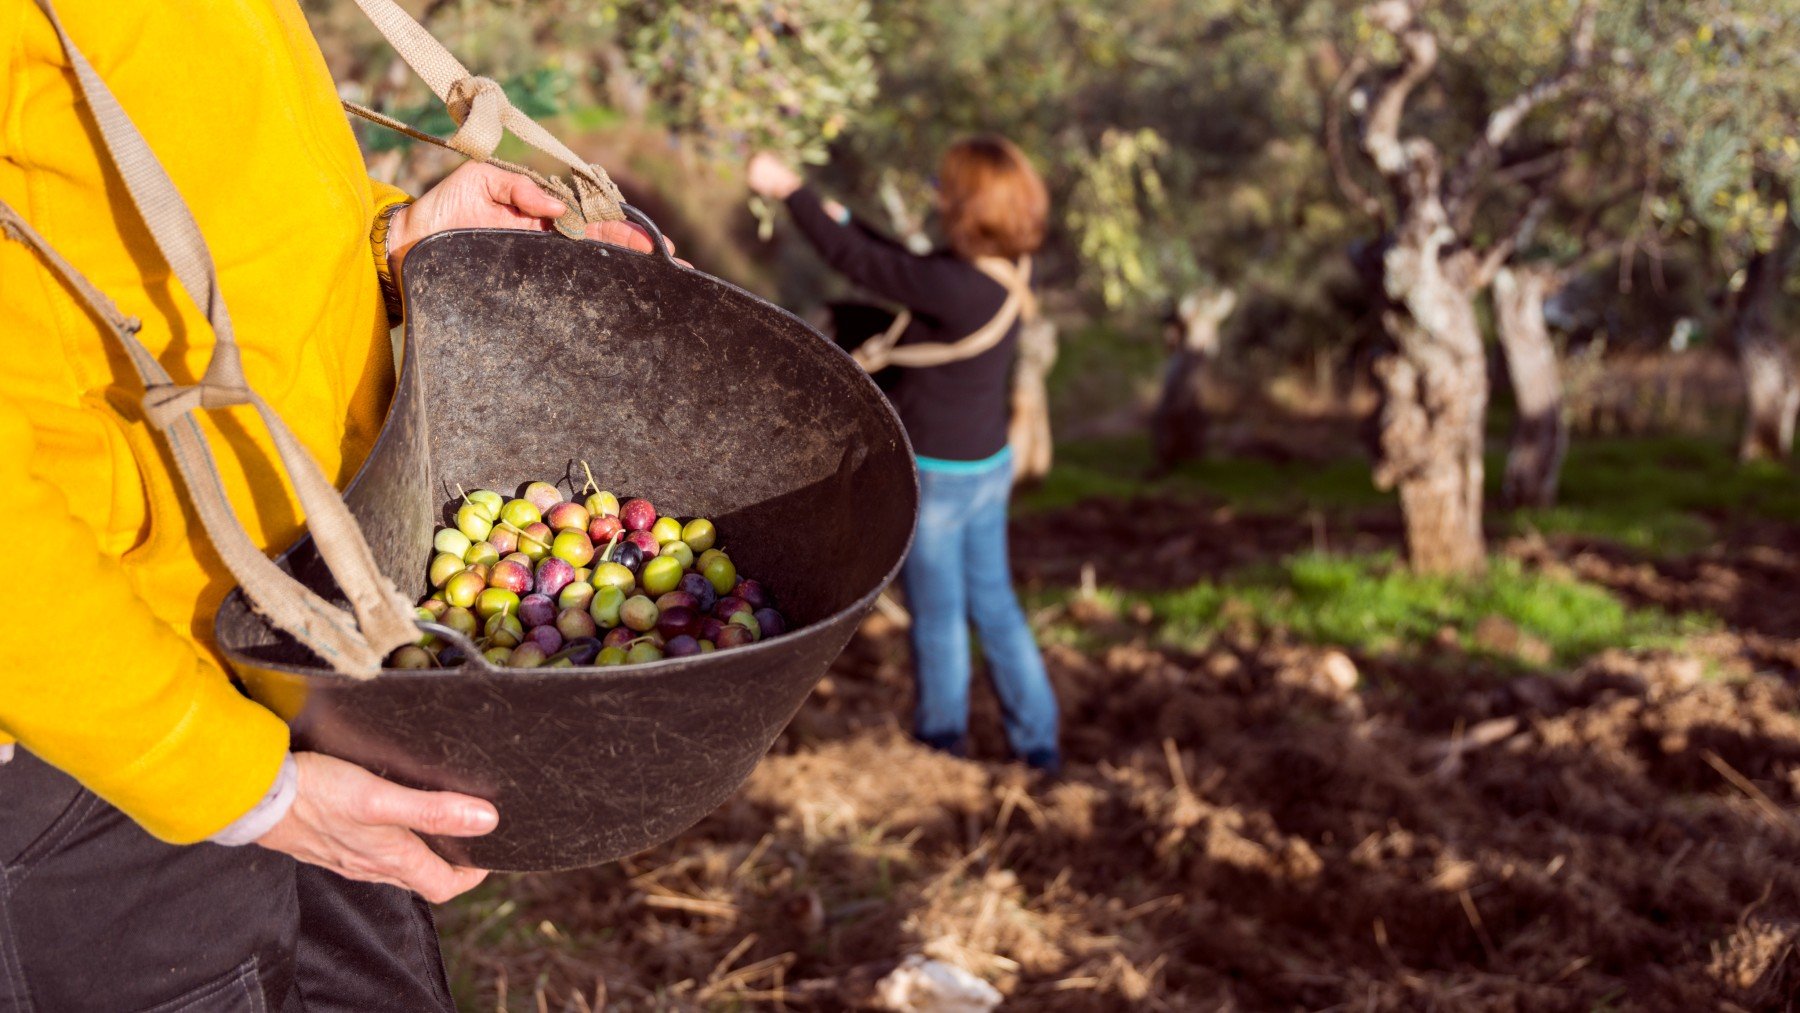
[854,256,1036,372]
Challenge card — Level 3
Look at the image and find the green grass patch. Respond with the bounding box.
[1019,433,1387,515]
[1502,434,1800,556]
[1046,552,1714,666]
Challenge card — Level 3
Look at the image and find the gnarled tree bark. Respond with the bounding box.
[1493,265,1567,508]
[1345,0,1592,575]
[1151,288,1237,476]
[1735,218,1799,461]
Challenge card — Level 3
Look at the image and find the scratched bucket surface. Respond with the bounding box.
[215,226,918,872]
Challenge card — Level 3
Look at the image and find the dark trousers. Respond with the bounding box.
[0,751,455,1012]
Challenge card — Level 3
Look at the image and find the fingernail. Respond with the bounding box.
[465,806,498,832]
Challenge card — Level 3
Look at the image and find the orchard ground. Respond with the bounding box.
[439,427,1800,1011]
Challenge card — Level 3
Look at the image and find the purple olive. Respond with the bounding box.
[754,608,787,638]
[657,605,699,640]
[713,596,752,621]
[679,573,718,613]
[607,540,644,575]
[556,636,602,666]
[664,635,701,658]
[735,579,772,610]
[526,624,563,655]
[518,593,557,629]
[534,557,576,600]
[698,617,726,644]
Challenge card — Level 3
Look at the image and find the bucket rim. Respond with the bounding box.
[218,227,919,682]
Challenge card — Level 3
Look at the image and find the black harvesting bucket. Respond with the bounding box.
[215,219,918,872]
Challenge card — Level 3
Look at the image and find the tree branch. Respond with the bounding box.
[1325,53,1388,227]
[1361,1,1439,181]
[1468,195,1552,290]
[1445,0,1596,217]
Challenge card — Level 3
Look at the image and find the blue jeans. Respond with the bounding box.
[902,451,1060,769]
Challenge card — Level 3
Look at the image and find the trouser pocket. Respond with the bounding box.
[136,959,266,1013]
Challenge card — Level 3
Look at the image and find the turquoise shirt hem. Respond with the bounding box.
[915,446,1013,475]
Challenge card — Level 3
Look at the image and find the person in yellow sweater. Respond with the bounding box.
[0,1,657,1008]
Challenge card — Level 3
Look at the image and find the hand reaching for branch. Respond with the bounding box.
[746,152,803,200]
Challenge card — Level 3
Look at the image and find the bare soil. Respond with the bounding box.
[442,500,1800,1012]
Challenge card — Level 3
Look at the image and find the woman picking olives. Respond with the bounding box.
[748,138,1062,774]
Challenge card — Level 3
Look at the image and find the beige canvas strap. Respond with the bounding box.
[345,0,624,237]
[0,0,420,676]
[853,256,1038,372]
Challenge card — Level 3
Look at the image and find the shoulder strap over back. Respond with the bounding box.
[852,256,1036,373]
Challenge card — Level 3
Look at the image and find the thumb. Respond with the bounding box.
[499,172,569,221]
[365,783,500,838]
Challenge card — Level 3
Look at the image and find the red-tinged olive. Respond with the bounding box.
[657,605,699,640]
[620,498,656,532]
[715,625,756,649]
[713,596,752,621]
[509,642,548,668]
[489,559,532,594]
[487,525,520,555]
[546,501,591,534]
[588,513,624,545]
[655,590,698,612]
[523,481,563,513]
[418,599,450,620]
[602,626,637,650]
[534,557,576,600]
[698,617,726,644]
[625,529,660,558]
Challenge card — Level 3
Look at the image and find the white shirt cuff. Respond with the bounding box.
[208,753,299,846]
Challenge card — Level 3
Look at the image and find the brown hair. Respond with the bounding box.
[938,136,1049,261]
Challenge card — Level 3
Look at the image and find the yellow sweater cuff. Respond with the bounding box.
[85,663,292,844]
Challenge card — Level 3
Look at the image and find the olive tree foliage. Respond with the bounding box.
[305,0,880,196]
[1626,1,1800,459]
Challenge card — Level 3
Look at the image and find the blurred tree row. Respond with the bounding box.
[305,0,1800,575]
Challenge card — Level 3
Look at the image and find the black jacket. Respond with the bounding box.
[787,187,1016,461]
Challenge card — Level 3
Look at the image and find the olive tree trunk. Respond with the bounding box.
[1150,288,1237,475]
[1736,221,1798,461]
[1493,265,1567,508]
[1373,237,1490,576]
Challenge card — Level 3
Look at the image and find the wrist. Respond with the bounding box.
[211,753,299,847]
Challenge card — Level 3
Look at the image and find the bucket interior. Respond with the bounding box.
[223,228,916,665]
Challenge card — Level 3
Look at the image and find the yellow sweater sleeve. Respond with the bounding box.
[0,399,291,844]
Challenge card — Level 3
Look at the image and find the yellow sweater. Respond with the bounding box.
[0,0,409,842]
